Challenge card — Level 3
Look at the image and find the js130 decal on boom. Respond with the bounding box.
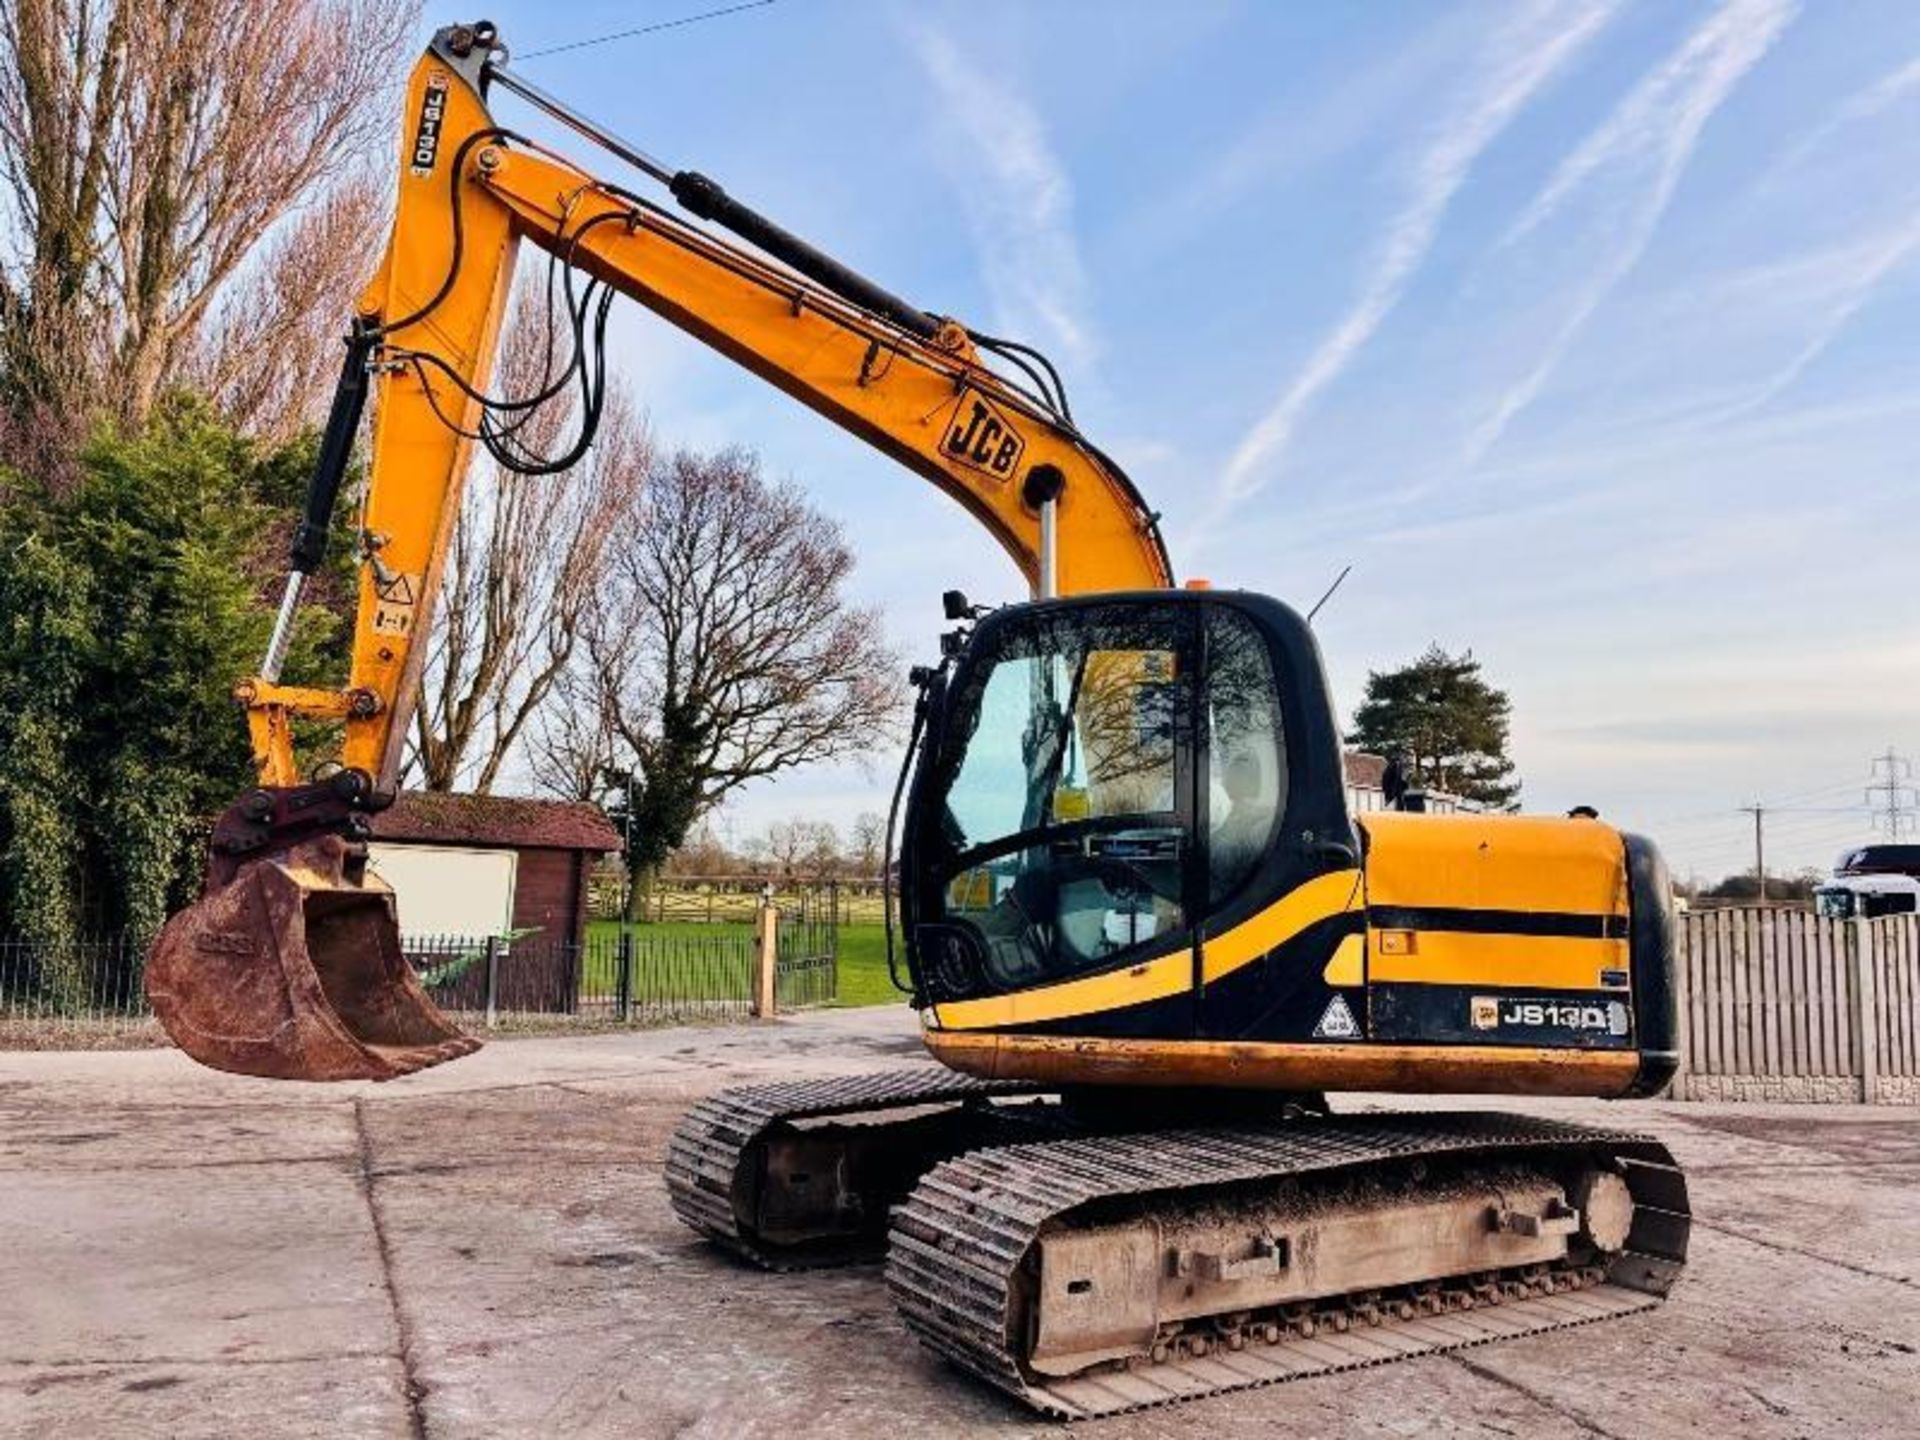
[147,20,1689,1417]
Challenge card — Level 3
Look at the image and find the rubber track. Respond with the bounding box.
[885,1112,1688,1419]
[665,1067,1038,1267]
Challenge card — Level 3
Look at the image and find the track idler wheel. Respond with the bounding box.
[147,835,480,1081]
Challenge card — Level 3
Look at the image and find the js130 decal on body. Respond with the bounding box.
[1475,995,1630,1037]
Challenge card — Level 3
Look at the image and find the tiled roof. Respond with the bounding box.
[371,791,621,852]
[1343,750,1388,788]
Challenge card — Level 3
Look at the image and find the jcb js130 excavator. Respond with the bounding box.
[148,22,1688,1417]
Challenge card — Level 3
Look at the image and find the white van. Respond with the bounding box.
[1815,872,1920,919]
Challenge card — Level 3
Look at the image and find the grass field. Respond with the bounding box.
[581,919,900,1008]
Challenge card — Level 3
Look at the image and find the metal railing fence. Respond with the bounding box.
[0,933,158,1046]
[775,904,837,1010]
[403,930,761,1027]
[2,905,838,1047]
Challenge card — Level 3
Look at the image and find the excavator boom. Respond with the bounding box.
[147,21,1170,1081]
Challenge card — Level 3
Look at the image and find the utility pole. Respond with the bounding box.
[1866,749,1917,839]
[1739,803,1767,904]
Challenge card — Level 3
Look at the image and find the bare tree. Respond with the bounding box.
[407,283,650,793]
[565,446,901,914]
[760,818,811,877]
[660,818,737,878]
[527,657,622,802]
[802,820,843,881]
[179,176,389,442]
[849,811,886,877]
[0,0,416,425]
[757,817,842,879]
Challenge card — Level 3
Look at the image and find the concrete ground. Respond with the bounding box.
[2,1009,1916,1440]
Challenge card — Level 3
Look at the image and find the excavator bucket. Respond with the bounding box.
[147,835,481,1081]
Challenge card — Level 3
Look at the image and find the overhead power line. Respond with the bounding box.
[1759,777,1867,807]
[518,1,779,60]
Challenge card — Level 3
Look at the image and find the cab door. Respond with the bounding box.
[907,599,1203,1039]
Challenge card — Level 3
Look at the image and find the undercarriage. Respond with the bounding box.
[666,1068,1689,1417]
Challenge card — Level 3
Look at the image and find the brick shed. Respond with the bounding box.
[367,792,621,946]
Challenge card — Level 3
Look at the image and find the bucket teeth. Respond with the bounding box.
[147,835,480,1082]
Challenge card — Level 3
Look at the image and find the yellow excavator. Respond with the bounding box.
[147,21,1688,1417]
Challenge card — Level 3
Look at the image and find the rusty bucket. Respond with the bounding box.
[147,834,482,1081]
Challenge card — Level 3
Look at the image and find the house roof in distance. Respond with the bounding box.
[371,791,621,853]
[1343,751,1387,788]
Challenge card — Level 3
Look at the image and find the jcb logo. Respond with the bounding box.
[943,389,1025,481]
[410,72,450,178]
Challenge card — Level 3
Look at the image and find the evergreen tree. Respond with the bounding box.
[0,399,349,990]
[1349,645,1521,810]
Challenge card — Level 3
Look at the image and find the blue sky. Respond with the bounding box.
[469,0,1920,883]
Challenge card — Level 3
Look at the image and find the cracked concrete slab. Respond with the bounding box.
[2,1008,1916,1438]
[0,1356,410,1440]
[3,1160,390,1366]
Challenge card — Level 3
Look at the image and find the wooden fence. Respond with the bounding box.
[588,873,887,927]
[1669,908,1920,1104]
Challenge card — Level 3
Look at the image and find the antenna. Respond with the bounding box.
[1306,564,1353,624]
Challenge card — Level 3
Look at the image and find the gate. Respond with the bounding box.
[774,881,838,1010]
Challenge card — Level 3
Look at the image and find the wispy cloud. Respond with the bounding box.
[1460,0,1797,471]
[1122,13,1473,270]
[1764,53,1920,182]
[1727,211,1920,413]
[906,26,1096,372]
[1186,0,1619,554]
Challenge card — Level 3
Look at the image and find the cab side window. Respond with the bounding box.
[1206,608,1286,905]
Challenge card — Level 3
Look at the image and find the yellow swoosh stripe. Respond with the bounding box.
[931,868,1364,1032]
[930,948,1190,1031]
[1200,868,1363,983]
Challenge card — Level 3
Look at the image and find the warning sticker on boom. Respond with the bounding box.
[371,572,421,638]
[1313,994,1360,1040]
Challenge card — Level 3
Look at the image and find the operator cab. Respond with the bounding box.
[902,590,1355,1014]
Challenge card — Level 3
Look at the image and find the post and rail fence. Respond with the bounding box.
[588,871,885,927]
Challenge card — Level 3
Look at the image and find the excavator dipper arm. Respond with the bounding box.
[147,21,1170,1080]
